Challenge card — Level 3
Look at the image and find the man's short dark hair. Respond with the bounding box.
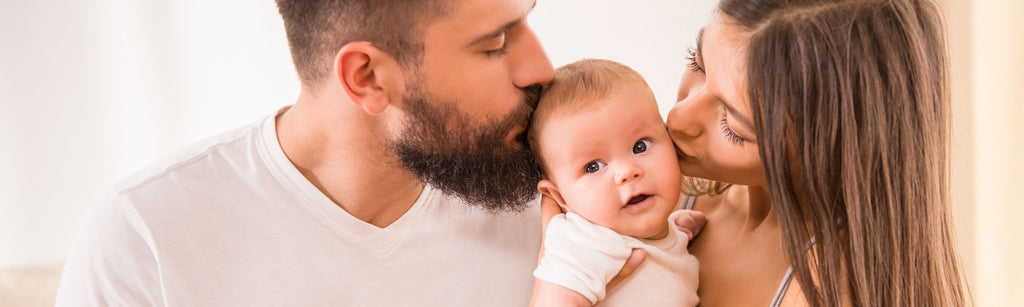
[275,0,452,85]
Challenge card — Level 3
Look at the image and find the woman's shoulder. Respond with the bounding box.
[777,249,854,307]
[778,280,811,307]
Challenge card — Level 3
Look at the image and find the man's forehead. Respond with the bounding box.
[425,0,536,45]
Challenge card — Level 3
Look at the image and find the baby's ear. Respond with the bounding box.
[537,180,569,213]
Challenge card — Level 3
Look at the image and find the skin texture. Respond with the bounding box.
[667,15,808,306]
[536,81,681,240]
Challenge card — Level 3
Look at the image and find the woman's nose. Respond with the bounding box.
[667,96,705,139]
[667,72,710,139]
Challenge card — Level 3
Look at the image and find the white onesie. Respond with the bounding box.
[534,212,699,306]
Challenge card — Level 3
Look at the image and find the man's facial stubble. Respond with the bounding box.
[392,83,543,213]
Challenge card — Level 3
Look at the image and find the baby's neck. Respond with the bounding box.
[639,223,670,240]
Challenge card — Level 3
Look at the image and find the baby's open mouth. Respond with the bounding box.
[626,194,651,205]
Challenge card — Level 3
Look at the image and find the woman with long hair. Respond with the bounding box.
[534,0,970,305]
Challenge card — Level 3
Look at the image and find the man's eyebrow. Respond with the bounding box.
[468,1,537,46]
[469,20,521,46]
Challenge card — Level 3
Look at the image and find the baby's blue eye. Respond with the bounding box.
[633,139,652,154]
[584,161,606,174]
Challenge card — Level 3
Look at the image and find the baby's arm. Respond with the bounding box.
[670,210,707,240]
[533,213,635,305]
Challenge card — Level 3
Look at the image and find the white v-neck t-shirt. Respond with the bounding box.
[56,108,542,306]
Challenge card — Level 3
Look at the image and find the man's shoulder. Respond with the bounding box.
[117,119,264,188]
[109,118,276,213]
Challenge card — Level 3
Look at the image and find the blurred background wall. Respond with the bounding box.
[941,0,1024,305]
[0,0,1019,305]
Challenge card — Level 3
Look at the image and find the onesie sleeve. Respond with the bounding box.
[533,212,633,304]
[55,193,165,306]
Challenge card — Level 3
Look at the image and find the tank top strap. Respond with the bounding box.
[681,193,817,307]
[679,194,697,210]
[768,267,794,307]
[768,237,817,307]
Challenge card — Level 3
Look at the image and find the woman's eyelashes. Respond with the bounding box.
[686,46,747,147]
[686,48,705,74]
[718,107,747,146]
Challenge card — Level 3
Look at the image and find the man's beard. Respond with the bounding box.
[391,85,543,213]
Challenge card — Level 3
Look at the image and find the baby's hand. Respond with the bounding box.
[670,210,707,240]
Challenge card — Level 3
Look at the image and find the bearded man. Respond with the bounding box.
[56,0,557,305]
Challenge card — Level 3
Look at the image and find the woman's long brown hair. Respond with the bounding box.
[718,0,970,305]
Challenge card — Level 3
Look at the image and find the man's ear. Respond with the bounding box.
[537,179,570,213]
[334,42,403,114]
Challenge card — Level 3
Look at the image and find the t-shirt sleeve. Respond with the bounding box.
[532,213,633,304]
[55,193,164,306]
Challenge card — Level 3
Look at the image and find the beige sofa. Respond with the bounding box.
[0,263,63,307]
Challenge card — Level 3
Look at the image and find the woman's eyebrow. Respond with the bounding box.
[695,27,754,131]
[721,98,755,131]
[695,28,705,58]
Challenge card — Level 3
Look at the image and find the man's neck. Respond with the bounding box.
[275,91,424,228]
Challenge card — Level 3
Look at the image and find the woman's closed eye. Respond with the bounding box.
[686,47,705,74]
[719,107,748,146]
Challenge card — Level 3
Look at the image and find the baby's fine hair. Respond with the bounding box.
[527,59,654,174]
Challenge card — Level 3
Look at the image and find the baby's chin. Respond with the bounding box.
[624,201,676,239]
[617,220,671,240]
[641,223,672,240]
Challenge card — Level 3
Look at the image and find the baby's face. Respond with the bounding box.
[538,82,682,239]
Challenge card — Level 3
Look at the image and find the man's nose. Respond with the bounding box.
[510,23,555,88]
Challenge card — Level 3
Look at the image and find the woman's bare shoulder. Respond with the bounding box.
[778,257,854,307]
[779,280,811,307]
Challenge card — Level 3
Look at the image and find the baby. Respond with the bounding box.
[529,59,705,306]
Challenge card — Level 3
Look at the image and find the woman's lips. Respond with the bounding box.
[676,147,696,161]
